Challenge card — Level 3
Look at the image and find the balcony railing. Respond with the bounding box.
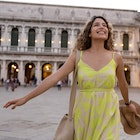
[0,46,72,55]
[118,50,138,58]
[0,46,139,58]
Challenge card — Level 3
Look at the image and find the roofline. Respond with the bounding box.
[0,0,138,12]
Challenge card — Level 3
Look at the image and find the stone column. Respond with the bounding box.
[18,61,24,85]
[37,27,45,52]
[20,26,26,47]
[121,31,127,51]
[20,26,28,52]
[67,29,72,49]
[113,31,118,51]
[38,27,44,48]
[7,25,12,46]
[1,25,11,49]
[0,25,6,46]
[128,31,133,51]
[24,27,29,47]
[1,60,7,80]
[118,31,123,51]
[58,28,62,49]
[53,28,61,53]
[36,61,41,84]
[53,62,57,73]
[35,28,39,47]
[51,28,56,49]
[130,64,139,87]
[68,29,79,52]
[18,26,22,47]
[41,28,45,52]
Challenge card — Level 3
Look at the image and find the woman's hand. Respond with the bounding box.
[126,103,137,114]
[3,97,27,109]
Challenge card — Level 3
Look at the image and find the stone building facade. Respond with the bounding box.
[0,1,140,87]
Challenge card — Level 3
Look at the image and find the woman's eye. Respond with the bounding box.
[93,23,107,27]
[93,24,99,26]
[103,24,107,27]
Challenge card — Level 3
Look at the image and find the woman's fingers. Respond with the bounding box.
[4,101,13,108]
[3,97,27,110]
[3,99,18,108]
[127,103,137,114]
[4,98,27,109]
[11,105,16,109]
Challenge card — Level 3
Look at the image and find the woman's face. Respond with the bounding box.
[89,18,109,41]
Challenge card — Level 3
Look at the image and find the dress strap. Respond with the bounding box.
[112,52,115,59]
[80,51,82,59]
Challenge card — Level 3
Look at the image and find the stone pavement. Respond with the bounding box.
[0,86,140,140]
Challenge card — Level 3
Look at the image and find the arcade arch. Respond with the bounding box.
[7,62,19,79]
[25,63,35,83]
[124,65,130,85]
[42,63,52,80]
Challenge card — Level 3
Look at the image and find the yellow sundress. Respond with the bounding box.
[73,51,120,140]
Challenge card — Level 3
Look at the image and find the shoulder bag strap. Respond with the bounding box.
[68,50,80,118]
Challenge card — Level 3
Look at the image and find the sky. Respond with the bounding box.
[1,0,140,12]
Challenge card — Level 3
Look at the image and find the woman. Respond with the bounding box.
[4,16,136,140]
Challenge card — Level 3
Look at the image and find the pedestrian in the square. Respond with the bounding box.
[57,80,62,90]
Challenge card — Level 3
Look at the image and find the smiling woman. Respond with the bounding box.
[3,15,137,140]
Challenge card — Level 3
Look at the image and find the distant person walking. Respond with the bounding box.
[57,80,62,90]
[10,78,15,91]
[4,79,10,91]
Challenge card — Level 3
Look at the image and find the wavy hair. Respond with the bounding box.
[74,16,114,51]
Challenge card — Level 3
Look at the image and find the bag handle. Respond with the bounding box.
[68,50,80,118]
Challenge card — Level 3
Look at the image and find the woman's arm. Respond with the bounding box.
[115,53,137,114]
[115,53,129,103]
[24,51,76,101]
[4,51,76,109]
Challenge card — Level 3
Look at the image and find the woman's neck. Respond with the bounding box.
[90,41,105,52]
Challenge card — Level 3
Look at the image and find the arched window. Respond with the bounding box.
[25,63,35,83]
[123,33,129,50]
[45,29,52,47]
[7,62,19,79]
[61,30,68,48]
[124,65,130,85]
[11,28,18,46]
[28,28,35,46]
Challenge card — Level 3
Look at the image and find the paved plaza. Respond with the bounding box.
[0,86,140,140]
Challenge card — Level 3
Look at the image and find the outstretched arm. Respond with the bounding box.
[4,51,76,109]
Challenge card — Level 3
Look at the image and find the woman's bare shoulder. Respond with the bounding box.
[114,52,123,65]
[114,52,122,58]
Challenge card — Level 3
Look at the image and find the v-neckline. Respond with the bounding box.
[81,59,113,72]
